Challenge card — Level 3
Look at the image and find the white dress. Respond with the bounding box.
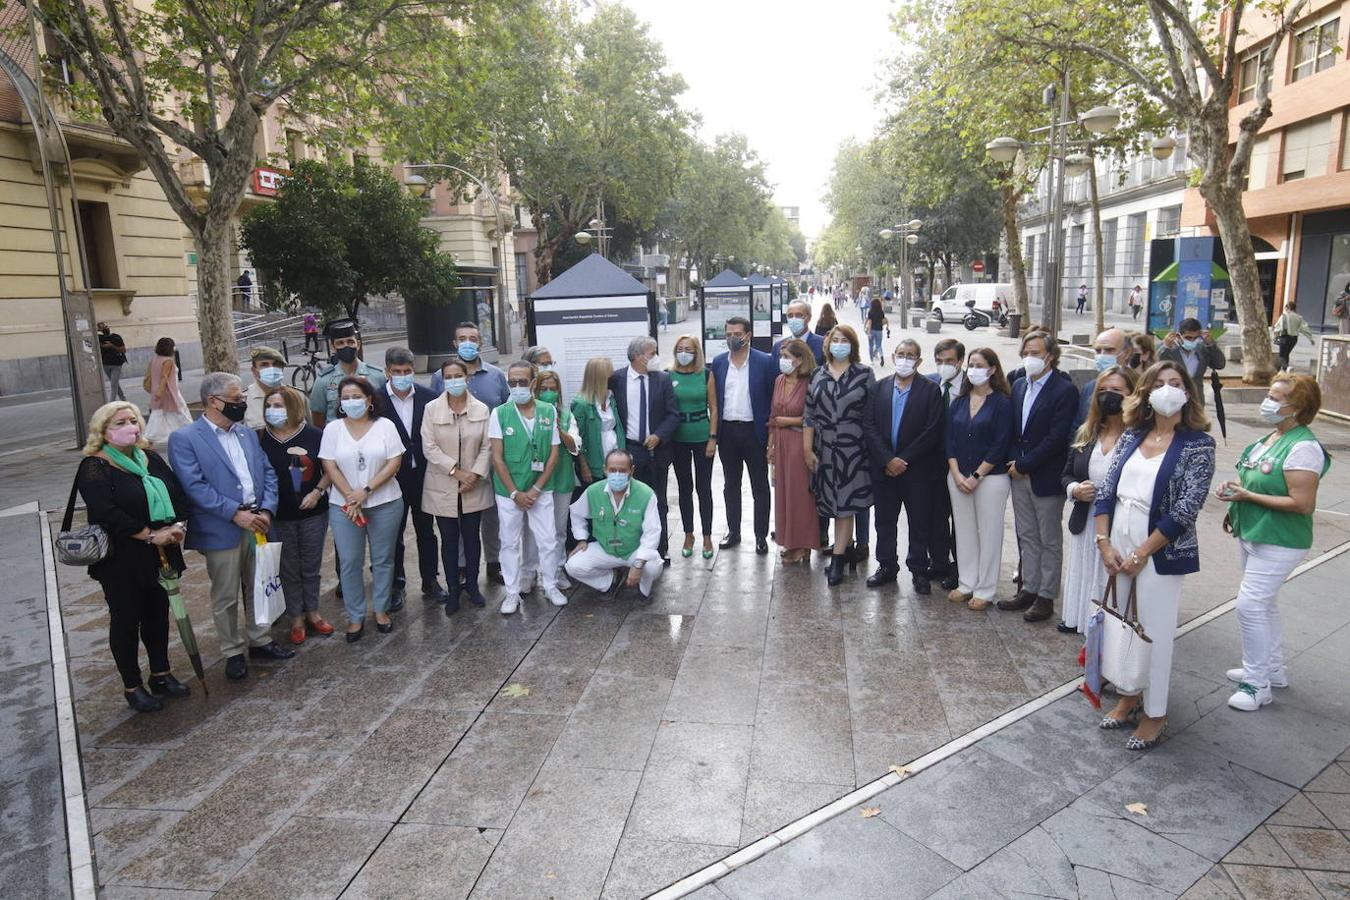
[1061,442,1112,632]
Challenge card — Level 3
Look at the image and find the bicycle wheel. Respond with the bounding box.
[291,365,312,391]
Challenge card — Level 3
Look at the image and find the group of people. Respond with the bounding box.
[75,307,1330,758]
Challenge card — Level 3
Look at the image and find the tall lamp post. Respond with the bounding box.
[880,218,922,330]
[404,164,514,355]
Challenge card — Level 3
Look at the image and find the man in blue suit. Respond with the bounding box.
[169,372,291,681]
[383,346,444,608]
[1000,332,1079,623]
[772,300,826,366]
[865,340,946,594]
[709,316,776,554]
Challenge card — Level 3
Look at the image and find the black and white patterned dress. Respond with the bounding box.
[805,362,874,517]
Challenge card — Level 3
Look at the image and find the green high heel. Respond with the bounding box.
[702,549,714,559]
[681,548,693,558]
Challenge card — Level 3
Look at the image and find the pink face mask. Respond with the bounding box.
[107,423,140,446]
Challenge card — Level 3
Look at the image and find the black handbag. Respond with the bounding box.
[55,473,110,566]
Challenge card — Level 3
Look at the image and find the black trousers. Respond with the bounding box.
[631,443,671,557]
[873,473,934,575]
[99,575,171,689]
[436,512,482,591]
[719,420,770,540]
[395,489,440,590]
[671,441,715,536]
[927,477,956,577]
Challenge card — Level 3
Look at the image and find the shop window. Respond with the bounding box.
[1292,16,1339,82]
[76,200,119,289]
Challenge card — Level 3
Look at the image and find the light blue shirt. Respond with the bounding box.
[890,380,912,453]
[1021,371,1048,430]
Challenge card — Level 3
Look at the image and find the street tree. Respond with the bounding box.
[240,159,459,323]
[30,0,513,374]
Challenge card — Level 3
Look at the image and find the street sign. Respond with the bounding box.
[972,260,985,274]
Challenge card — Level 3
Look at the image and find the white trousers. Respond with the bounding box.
[496,494,559,594]
[1236,539,1306,689]
[948,473,1011,601]
[565,544,662,597]
[522,490,571,582]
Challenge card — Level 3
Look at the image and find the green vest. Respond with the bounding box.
[1229,425,1330,549]
[492,400,557,497]
[545,405,577,493]
[572,394,625,475]
[670,369,711,443]
[585,479,653,559]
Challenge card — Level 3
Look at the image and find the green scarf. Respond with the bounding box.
[104,445,176,523]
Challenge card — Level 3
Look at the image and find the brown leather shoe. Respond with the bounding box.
[1023,596,1055,622]
[996,591,1037,612]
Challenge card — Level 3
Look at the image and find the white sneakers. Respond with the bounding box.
[1226,667,1289,689]
[544,586,569,607]
[1228,683,1274,712]
[556,573,572,591]
[500,593,521,615]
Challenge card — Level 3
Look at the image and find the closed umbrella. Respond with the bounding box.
[1210,369,1228,443]
[157,547,208,695]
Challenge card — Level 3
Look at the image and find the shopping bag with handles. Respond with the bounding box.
[1095,575,1152,695]
[251,534,286,627]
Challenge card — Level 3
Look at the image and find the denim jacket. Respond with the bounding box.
[1093,428,1216,575]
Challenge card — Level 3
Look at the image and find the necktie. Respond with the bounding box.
[942,381,952,408]
[638,375,648,443]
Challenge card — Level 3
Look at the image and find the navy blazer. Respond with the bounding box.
[946,391,1013,477]
[709,348,777,445]
[168,415,279,552]
[1010,369,1078,496]
[864,373,945,480]
[772,331,826,366]
[608,367,680,451]
[1093,428,1216,575]
[385,383,438,494]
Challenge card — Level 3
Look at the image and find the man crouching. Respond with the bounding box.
[566,449,663,597]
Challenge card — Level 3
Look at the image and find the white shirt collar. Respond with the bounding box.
[628,366,646,382]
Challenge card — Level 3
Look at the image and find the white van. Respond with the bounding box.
[931,283,1014,329]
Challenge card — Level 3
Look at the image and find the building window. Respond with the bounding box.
[1127,213,1147,272]
[515,252,528,301]
[1068,224,1085,278]
[1238,47,1272,104]
[1291,16,1339,82]
[1246,134,1272,191]
[76,200,119,289]
[1102,218,1118,275]
[1282,116,1333,182]
[1156,206,1181,237]
[286,129,305,165]
[1025,235,1035,272]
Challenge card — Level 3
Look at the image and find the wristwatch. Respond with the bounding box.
[971,471,982,480]
[509,490,519,500]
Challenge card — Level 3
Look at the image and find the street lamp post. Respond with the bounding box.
[404,163,514,355]
[879,217,923,330]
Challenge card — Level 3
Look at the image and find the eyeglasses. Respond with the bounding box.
[507,379,531,388]
[894,354,920,362]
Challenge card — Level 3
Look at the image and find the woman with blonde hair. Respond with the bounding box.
[769,338,819,563]
[74,402,190,712]
[571,356,623,487]
[669,334,719,558]
[1057,365,1137,634]
[144,336,191,443]
[1093,360,1215,750]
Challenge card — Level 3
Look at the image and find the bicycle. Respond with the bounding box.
[290,347,325,392]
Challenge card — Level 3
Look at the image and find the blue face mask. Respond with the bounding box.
[829,342,851,360]
[391,374,415,392]
[1095,353,1116,372]
[263,407,288,427]
[341,398,368,419]
[445,377,468,397]
[1181,337,1201,352]
[786,317,806,336]
[606,471,630,492]
[457,340,479,361]
[258,367,284,387]
[510,386,533,405]
[675,351,695,367]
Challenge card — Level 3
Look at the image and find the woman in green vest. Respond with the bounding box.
[1216,372,1330,713]
[669,334,719,559]
[571,357,623,487]
[521,369,581,590]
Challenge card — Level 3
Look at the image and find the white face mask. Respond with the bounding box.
[1148,383,1188,418]
[1259,397,1288,425]
[937,364,959,383]
[967,367,991,386]
[645,355,665,371]
[778,356,796,375]
[1021,355,1047,378]
[894,358,917,378]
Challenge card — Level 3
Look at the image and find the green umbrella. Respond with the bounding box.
[158,548,208,695]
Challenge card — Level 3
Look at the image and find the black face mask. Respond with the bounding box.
[220,399,248,423]
[334,346,358,364]
[1097,390,1125,416]
[1128,352,1142,369]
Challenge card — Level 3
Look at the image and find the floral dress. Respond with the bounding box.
[805,362,874,517]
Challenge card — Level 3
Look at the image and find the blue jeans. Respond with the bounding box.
[869,329,883,360]
[329,498,404,622]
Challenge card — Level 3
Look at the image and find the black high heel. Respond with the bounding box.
[147,673,190,698]
[124,686,163,713]
[850,543,868,574]
[826,554,846,587]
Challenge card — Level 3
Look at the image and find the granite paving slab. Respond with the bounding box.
[625,721,753,847]
[343,823,500,900]
[214,816,390,899]
[600,838,735,900]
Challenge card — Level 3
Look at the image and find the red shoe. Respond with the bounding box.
[289,625,306,646]
[308,617,335,636]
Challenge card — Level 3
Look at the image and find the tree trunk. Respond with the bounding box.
[1088,161,1106,335]
[1001,181,1030,321]
[194,213,238,375]
[1201,178,1276,382]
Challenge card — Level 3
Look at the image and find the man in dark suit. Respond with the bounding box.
[609,336,680,562]
[772,300,826,366]
[865,339,946,594]
[384,347,444,609]
[709,316,776,554]
[1159,317,1225,406]
[1001,331,1078,623]
[925,338,965,591]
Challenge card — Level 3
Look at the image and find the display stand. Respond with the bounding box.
[698,269,751,358]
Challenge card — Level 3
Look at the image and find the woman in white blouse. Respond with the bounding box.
[319,377,403,641]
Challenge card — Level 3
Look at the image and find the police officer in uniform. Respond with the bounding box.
[566,449,664,597]
[308,319,386,427]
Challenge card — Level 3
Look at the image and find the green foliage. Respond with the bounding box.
[240,160,459,321]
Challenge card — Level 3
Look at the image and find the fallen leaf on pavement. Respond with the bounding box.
[1125,802,1148,816]
[889,765,912,780]
[861,807,881,818]
[500,683,531,698]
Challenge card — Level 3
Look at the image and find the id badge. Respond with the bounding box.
[531,460,545,472]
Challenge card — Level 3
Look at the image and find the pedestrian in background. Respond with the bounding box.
[302,311,320,352]
[383,347,443,608]
[169,372,292,678]
[244,345,287,430]
[768,338,819,564]
[609,337,679,562]
[1334,284,1350,334]
[1218,373,1329,712]
[258,386,333,646]
[1058,365,1136,635]
[1094,360,1215,750]
[1270,300,1315,370]
[421,359,492,612]
[572,357,622,488]
[98,323,127,402]
[521,368,580,589]
[76,402,190,712]
[1075,283,1088,315]
[865,297,889,366]
[1127,285,1143,321]
[814,303,838,338]
[669,334,718,559]
[805,324,874,586]
[710,317,775,555]
[945,349,1013,610]
[319,377,404,641]
[145,337,192,444]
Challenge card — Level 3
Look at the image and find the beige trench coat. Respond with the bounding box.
[420,393,493,517]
